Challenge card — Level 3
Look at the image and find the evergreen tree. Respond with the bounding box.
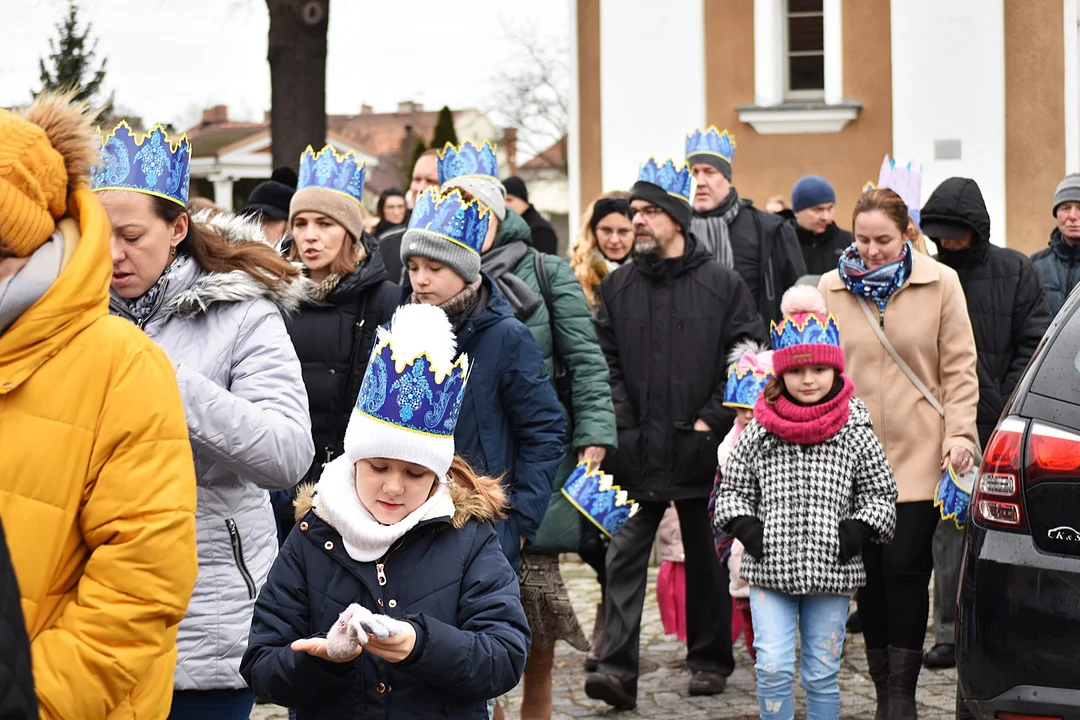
[37,0,113,115]
[429,106,458,150]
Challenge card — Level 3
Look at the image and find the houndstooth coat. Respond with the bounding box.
[713,398,897,596]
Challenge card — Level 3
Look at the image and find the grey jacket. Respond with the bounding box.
[110,214,314,690]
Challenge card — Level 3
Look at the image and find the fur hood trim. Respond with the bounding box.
[293,468,507,529]
[166,210,313,318]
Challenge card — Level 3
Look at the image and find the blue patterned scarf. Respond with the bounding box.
[837,242,913,311]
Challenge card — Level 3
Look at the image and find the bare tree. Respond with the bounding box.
[488,25,569,168]
[266,0,329,170]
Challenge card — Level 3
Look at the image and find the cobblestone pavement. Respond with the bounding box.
[251,558,957,719]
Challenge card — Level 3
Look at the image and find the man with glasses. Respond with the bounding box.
[588,157,767,710]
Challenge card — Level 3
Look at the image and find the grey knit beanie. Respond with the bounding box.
[442,175,507,221]
[400,227,482,283]
[1054,173,1080,216]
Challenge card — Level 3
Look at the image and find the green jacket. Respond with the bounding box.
[489,210,617,453]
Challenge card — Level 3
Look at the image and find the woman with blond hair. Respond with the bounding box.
[570,191,633,311]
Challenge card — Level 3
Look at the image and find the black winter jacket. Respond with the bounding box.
[794,221,853,276]
[285,237,400,484]
[924,177,1051,446]
[725,201,807,326]
[519,205,559,256]
[1031,229,1080,317]
[241,476,530,719]
[0,517,36,719]
[596,234,768,502]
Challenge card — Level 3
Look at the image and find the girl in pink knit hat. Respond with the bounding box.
[713,285,898,720]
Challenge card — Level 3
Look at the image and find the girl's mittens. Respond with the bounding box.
[837,519,875,563]
[361,614,411,639]
[727,515,765,560]
[326,604,367,660]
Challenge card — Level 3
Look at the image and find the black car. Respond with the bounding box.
[957,292,1080,719]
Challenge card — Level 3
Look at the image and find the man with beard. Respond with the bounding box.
[588,157,767,710]
[686,126,805,325]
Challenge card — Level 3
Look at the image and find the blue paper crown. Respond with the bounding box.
[771,313,842,351]
[637,158,692,203]
[297,145,367,206]
[724,366,773,409]
[407,187,492,256]
[354,333,470,438]
[686,125,736,165]
[437,140,499,185]
[935,465,974,529]
[90,122,191,206]
[561,461,639,539]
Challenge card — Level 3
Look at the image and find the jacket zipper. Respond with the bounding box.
[226,518,257,599]
[375,539,405,587]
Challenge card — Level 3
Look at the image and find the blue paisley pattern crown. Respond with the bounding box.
[561,461,640,539]
[771,313,842,351]
[437,140,500,185]
[90,122,191,206]
[408,187,492,256]
[354,328,471,438]
[638,158,692,203]
[686,125,737,164]
[723,367,773,409]
[297,145,367,205]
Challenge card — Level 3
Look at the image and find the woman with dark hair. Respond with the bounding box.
[818,188,978,720]
[93,122,315,720]
[374,187,409,238]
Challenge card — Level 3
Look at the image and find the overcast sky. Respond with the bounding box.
[1,0,569,131]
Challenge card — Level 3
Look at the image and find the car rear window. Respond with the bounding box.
[1031,308,1080,405]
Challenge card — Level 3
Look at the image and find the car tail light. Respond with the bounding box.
[1027,422,1080,481]
[973,417,1027,531]
[997,713,1064,720]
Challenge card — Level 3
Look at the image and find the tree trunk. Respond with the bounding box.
[266,0,329,171]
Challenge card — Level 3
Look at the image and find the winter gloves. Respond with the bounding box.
[838,519,875,563]
[727,516,765,560]
[325,603,412,661]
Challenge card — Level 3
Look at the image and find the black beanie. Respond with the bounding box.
[629,180,692,233]
[687,152,732,181]
[503,175,528,203]
[239,180,294,220]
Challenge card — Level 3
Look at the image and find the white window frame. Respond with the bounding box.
[783,0,826,102]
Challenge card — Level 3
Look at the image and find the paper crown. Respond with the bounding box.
[862,180,877,193]
[638,158,692,203]
[873,154,923,228]
[353,304,471,439]
[771,312,842,352]
[935,464,975,529]
[686,125,736,165]
[561,461,639,538]
[90,121,191,206]
[437,140,499,185]
[407,187,492,256]
[297,145,367,206]
[723,346,774,409]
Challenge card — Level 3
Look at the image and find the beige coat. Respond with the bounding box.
[819,252,978,502]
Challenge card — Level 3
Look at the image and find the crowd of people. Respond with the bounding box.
[1,92,1076,720]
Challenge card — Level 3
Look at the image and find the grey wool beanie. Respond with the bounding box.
[1054,173,1080,216]
[442,175,507,221]
[400,228,482,283]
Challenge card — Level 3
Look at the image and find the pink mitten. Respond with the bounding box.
[326,604,365,660]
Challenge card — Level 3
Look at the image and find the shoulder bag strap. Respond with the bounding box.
[858,298,945,417]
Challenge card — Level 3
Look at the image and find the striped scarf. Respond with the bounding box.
[690,189,738,268]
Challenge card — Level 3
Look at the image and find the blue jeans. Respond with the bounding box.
[168,689,256,720]
[749,588,850,720]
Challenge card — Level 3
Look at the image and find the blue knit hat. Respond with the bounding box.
[791,175,836,212]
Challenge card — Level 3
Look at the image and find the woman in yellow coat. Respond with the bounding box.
[0,94,198,719]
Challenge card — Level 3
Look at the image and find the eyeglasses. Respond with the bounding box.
[631,206,665,220]
[596,227,633,240]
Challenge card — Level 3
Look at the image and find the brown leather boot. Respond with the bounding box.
[521,646,556,720]
[887,646,923,720]
[585,603,605,671]
[865,648,890,720]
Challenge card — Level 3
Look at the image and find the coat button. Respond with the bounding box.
[377,683,387,694]
[324,541,334,550]
[328,368,336,375]
[299,522,309,531]
[388,599,397,608]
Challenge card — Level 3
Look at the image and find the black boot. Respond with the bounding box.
[585,603,605,671]
[887,647,923,720]
[923,643,955,669]
[865,648,890,720]
[847,609,863,634]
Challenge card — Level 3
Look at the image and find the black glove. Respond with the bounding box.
[726,515,765,560]
[838,519,875,563]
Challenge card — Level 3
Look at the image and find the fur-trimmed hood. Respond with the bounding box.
[164,210,312,319]
[293,463,507,530]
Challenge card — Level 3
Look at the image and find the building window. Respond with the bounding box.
[784,0,825,101]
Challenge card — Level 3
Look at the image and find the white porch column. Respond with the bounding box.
[754,0,784,106]
[1065,0,1079,173]
[568,0,582,243]
[823,0,843,105]
[211,176,235,211]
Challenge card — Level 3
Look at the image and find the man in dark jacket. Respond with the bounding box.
[377,150,441,283]
[921,176,1051,670]
[790,174,853,276]
[504,175,560,255]
[0,517,36,719]
[1032,172,1080,315]
[587,158,767,709]
[685,126,806,325]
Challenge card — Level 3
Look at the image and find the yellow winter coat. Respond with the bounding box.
[0,187,198,720]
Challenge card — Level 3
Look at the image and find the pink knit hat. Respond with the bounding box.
[770,285,845,375]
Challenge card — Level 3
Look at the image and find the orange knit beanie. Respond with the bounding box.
[0,93,97,257]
